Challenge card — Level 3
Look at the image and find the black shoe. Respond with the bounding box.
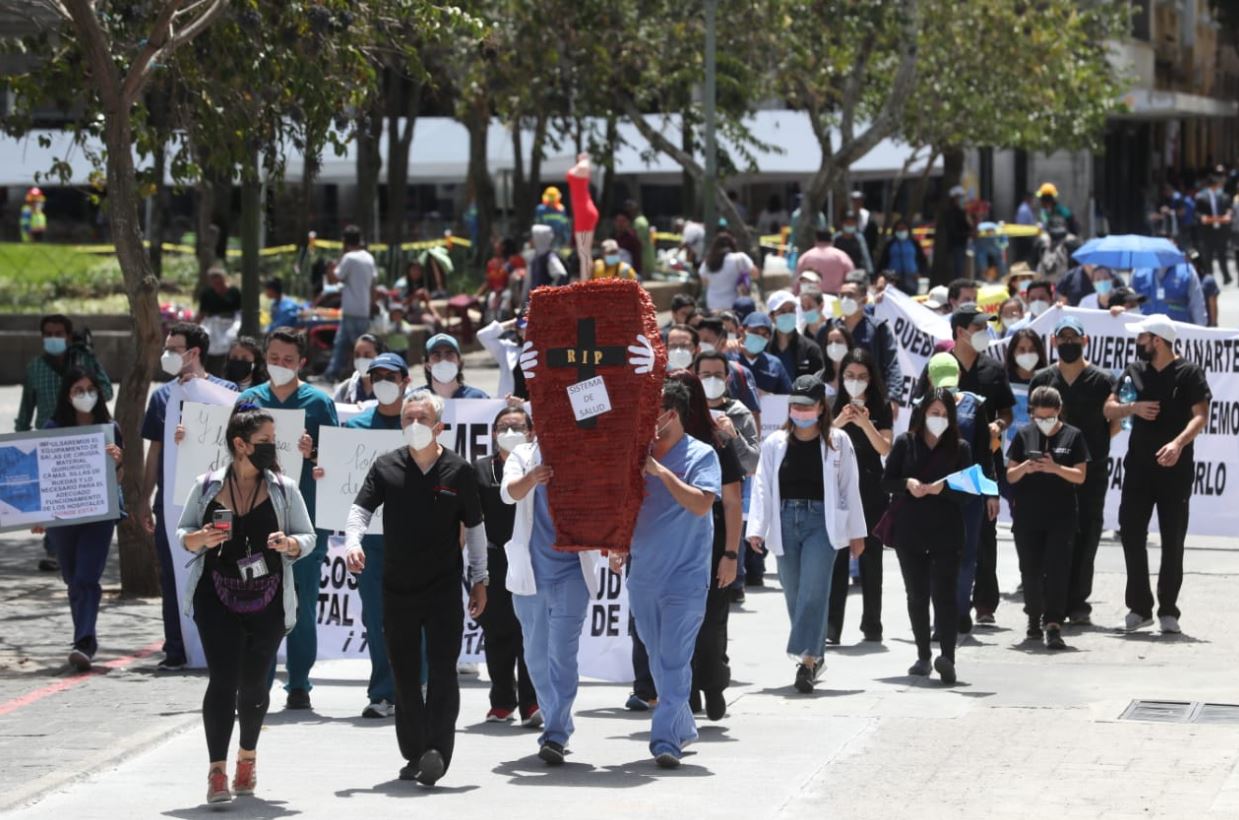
[933,655,957,685]
[1027,617,1043,641]
[930,629,940,642]
[729,588,746,605]
[156,657,186,673]
[689,689,702,714]
[793,663,814,694]
[704,689,726,721]
[285,688,312,710]
[37,558,59,572]
[399,763,419,781]
[908,657,932,677]
[958,613,973,635]
[825,625,841,645]
[745,574,764,588]
[538,741,565,766]
[655,751,681,769]
[415,749,445,785]
[1045,627,1067,650]
[862,630,883,642]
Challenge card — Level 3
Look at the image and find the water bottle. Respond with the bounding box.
[1119,375,1137,431]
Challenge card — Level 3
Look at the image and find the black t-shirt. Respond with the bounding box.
[199,286,242,317]
[1118,358,1211,464]
[474,453,516,550]
[203,497,282,580]
[1029,364,1116,466]
[836,399,893,525]
[711,438,744,557]
[915,351,1016,423]
[779,434,825,501]
[1006,422,1091,524]
[355,447,483,594]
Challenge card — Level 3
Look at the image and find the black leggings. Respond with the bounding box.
[896,542,961,662]
[194,582,286,761]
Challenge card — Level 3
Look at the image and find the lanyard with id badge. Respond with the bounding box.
[211,473,280,614]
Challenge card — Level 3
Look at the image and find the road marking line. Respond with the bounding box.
[0,641,164,716]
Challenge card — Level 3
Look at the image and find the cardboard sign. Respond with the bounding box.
[567,375,613,422]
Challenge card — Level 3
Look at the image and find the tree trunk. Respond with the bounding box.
[148,142,166,278]
[516,111,548,234]
[466,96,495,265]
[240,154,262,337]
[681,118,697,216]
[929,146,965,287]
[909,148,940,224]
[356,107,383,244]
[104,113,161,598]
[194,177,218,290]
[511,121,527,238]
[385,78,418,285]
[598,113,619,224]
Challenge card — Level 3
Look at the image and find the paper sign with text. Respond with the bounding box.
[314,426,402,533]
[567,376,612,422]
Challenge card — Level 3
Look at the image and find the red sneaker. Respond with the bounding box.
[485,707,515,723]
[520,705,543,729]
[233,757,256,796]
[206,768,232,804]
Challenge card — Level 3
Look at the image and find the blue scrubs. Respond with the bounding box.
[344,406,402,703]
[628,435,721,759]
[511,485,589,748]
[240,381,339,692]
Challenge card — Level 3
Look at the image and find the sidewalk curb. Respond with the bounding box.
[0,712,198,814]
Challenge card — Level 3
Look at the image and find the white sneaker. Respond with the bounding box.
[362,699,395,718]
[457,662,479,677]
[1159,615,1182,634]
[1119,612,1154,632]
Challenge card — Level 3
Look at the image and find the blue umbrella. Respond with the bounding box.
[1071,234,1186,269]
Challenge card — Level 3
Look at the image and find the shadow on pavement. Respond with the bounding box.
[460,720,542,736]
[872,675,995,697]
[754,686,864,699]
[1103,631,1210,644]
[830,642,890,656]
[334,779,480,798]
[163,796,301,818]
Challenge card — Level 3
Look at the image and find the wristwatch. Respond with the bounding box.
[722,550,739,560]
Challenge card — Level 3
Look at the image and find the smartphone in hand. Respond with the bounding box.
[212,508,234,533]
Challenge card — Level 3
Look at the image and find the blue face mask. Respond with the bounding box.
[895,230,909,241]
[1094,279,1113,296]
[791,416,818,429]
[743,334,768,356]
[803,309,821,325]
[774,313,798,334]
[43,337,67,356]
[604,254,621,266]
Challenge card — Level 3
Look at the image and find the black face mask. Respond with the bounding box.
[249,442,278,472]
[225,358,254,382]
[1135,343,1155,363]
[1056,342,1083,364]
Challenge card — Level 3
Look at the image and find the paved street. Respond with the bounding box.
[1,287,1238,818]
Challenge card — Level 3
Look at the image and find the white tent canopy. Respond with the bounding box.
[0,110,939,188]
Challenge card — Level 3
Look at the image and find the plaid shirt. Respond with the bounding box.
[16,352,114,432]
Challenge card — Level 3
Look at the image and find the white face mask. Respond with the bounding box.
[826,342,848,362]
[496,430,528,453]
[926,416,950,438]
[840,297,860,317]
[970,330,991,352]
[430,360,459,384]
[843,378,868,398]
[404,421,435,450]
[372,379,402,406]
[701,376,727,400]
[1034,416,1059,435]
[354,357,374,375]
[1015,352,1040,372]
[667,348,694,371]
[267,364,297,387]
[160,351,184,376]
[698,342,716,354]
[71,391,98,414]
[1029,299,1050,317]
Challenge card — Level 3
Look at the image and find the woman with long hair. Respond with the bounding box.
[667,369,743,720]
[747,375,867,693]
[41,367,124,672]
[827,349,892,643]
[1003,328,1048,449]
[698,233,754,311]
[176,403,316,804]
[881,389,974,684]
[224,336,269,391]
[333,333,387,404]
[815,323,857,403]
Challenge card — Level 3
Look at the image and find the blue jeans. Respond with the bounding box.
[48,519,115,656]
[512,574,590,747]
[776,500,833,662]
[973,237,1007,278]
[154,504,186,662]
[956,499,984,619]
[358,536,393,703]
[326,315,372,380]
[628,582,707,758]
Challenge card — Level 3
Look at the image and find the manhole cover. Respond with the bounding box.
[1120,701,1239,724]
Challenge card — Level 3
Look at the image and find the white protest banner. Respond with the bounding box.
[759,394,790,440]
[314,427,402,533]
[873,287,951,432]
[161,377,242,669]
[0,425,119,531]
[172,402,305,499]
[437,398,511,463]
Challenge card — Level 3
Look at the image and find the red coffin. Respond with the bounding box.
[525,279,666,553]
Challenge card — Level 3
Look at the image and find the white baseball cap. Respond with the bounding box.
[925,285,950,310]
[766,290,797,313]
[1130,313,1177,344]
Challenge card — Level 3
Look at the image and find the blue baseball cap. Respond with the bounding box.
[743,311,772,330]
[425,333,460,354]
[367,352,409,376]
[1053,316,1086,337]
[732,296,757,321]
